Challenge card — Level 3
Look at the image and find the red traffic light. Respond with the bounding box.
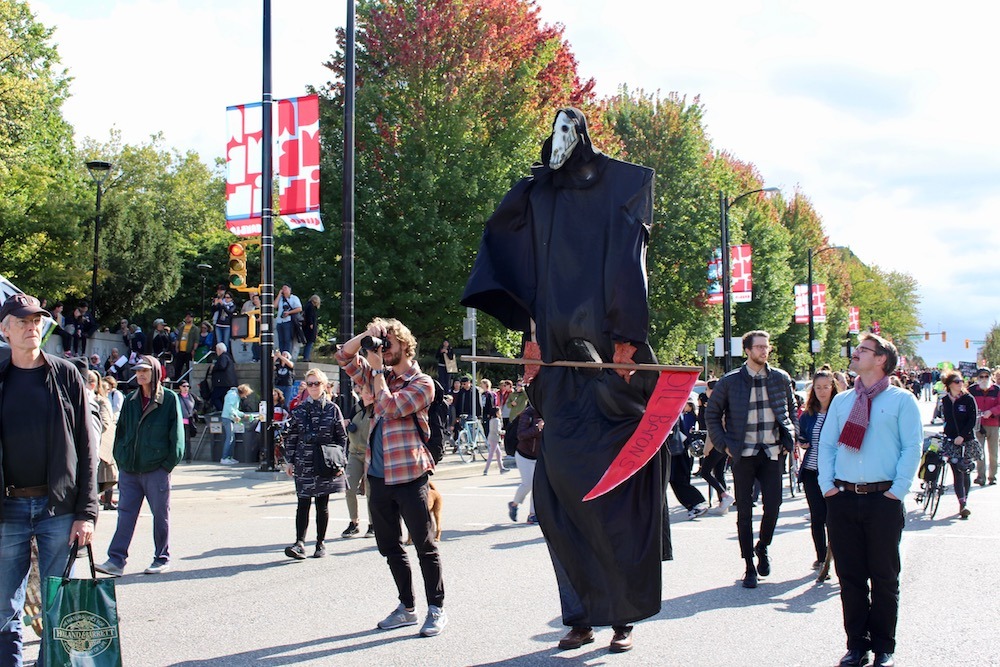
[228,243,246,257]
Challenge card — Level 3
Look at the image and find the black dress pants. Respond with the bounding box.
[825,490,904,654]
[669,452,706,509]
[732,450,783,559]
[368,473,444,609]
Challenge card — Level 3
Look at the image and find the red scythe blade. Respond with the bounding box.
[583,368,701,502]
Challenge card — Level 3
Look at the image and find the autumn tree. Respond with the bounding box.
[315,0,610,358]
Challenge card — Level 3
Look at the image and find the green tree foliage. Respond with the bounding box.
[316,0,606,354]
[981,322,1000,368]
[0,0,90,301]
[602,89,718,364]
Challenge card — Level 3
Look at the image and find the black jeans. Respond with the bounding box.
[825,490,904,654]
[732,450,783,559]
[950,463,970,505]
[669,453,706,510]
[700,448,729,497]
[368,474,444,609]
[799,467,827,561]
[295,495,329,543]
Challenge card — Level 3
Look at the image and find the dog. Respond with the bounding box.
[405,480,443,544]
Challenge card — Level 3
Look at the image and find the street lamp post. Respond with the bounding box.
[86,160,112,319]
[719,187,779,372]
[197,263,213,324]
[807,245,845,375]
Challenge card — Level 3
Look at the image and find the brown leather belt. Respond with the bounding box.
[4,484,49,498]
[834,480,892,494]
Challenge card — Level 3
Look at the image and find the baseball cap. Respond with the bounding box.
[977,367,992,377]
[0,294,50,321]
[132,361,154,370]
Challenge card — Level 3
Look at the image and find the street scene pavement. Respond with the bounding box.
[23,400,999,666]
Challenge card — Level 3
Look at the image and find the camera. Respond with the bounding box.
[360,335,390,353]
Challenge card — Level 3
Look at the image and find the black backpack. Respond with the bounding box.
[404,376,446,464]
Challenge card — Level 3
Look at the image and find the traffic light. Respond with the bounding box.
[941,331,947,343]
[228,242,247,289]
[924,332,930,341]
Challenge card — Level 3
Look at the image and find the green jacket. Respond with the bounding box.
[113,384,185,474]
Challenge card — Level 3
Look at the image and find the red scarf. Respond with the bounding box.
[837,375,890,451]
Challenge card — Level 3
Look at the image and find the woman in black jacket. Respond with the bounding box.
[941,370,980,519]
[283,368,348,558]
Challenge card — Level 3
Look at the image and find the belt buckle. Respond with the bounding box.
[855,483,870,494]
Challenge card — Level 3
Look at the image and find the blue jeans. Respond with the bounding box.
[106,469,171,568]
[0,498,75,667]
[215,325,231,350]
[276,321,292,354]
[221,418,235,460]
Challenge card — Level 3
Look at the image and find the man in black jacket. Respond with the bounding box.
[706,330,798,588]
[0,294,98,665]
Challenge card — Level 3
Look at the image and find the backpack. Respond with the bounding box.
[402,376,446,464]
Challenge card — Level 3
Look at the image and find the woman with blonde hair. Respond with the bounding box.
[283,368,348,558]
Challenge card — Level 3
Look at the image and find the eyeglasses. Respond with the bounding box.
[951,379,964,385]
[750,344,770,351]
[855,346,878,355]
[305,381,322,387]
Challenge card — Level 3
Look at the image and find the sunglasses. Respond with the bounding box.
[978,375,990,380]
[305,381,322,387]
[179,384,190,388]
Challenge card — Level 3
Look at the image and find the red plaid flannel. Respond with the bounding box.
[335,347,434,484]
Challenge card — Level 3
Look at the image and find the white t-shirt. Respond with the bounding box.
[275,294,302,324]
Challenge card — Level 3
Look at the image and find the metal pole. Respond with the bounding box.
[339,0,356,414]
[807,248,815,375]
[720,191,733,373]
[200,275,206,325]
[260,0,275,462]
[91,183,102,319]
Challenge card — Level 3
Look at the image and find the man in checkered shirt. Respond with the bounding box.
[336,317,447,637]
[706,330,799,589]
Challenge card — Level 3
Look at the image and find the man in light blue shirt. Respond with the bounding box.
[274,284,303,356]
[818,333,921,667]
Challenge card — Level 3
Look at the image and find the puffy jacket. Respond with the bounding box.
[0,349,99,522]
[705,363,799,461]
[113,384,185,474]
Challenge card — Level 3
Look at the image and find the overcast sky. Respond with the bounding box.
[30,0,1000,367]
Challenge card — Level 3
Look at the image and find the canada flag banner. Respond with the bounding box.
[225,95,322,236]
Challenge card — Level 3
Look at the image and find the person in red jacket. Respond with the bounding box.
[968,367,1000,485]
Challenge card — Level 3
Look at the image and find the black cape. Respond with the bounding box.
[462,109,664,626]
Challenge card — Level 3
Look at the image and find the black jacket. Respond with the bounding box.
[0,348,99,522]
[211,352,238,390]
[705,363,799,461]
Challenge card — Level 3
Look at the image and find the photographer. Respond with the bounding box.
[335,317,446,638]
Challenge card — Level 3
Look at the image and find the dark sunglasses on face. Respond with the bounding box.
[978,375,989,380]
[305,381,322,387]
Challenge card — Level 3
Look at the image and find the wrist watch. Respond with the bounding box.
[373,369,385,376]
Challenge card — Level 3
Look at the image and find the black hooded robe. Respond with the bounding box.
[462,109,664,627]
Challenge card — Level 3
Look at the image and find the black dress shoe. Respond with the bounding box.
[754,543,771,576]
[742,567,758,588]
[557,626,594,650]
[874,653,894,666]
[839,648,870,666]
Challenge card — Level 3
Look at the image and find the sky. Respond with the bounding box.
[28,0,1000,368]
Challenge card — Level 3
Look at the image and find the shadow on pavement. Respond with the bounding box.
[657,572,818,619]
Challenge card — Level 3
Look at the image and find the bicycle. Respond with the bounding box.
[916,434,949,519]
[455,414,488,463]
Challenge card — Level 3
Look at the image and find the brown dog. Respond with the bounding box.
[405,480,443,544]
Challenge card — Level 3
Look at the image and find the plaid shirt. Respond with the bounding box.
[336,347,434,485]
[742,367,781,461]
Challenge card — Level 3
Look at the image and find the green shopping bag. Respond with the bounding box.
[42,541,123,667]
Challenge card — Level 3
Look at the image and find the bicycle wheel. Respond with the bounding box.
[787,456,796,498]
[457,433,474,463]
[930,465,949,519]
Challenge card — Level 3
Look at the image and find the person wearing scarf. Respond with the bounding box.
[818,333,922,667]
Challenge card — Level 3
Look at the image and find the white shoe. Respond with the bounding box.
[687,503,709,520]
[420,605,448,637]
[144,560,171,574]
[220,458,237,465]
[719,494,735,514]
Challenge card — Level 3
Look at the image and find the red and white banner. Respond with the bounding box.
[706,244,753,305]
[794,284,827,324]
[848,306,860,334]
[225,94,322,237]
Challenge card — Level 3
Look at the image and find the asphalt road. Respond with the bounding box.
[23,397,1000,666]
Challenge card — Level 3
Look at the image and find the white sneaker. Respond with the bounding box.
[144,560,171,574]
[420,605,448,637]
[719,494,735,514]
[688,503,709,520]
[220,458,236,465]
[377,603,418,630]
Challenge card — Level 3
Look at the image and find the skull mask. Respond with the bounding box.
[548,110,580,170]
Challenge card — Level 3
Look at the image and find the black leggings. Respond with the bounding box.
[950,464,970,505]
[295,495,330,543]
[799,467,827,561]
[700,448,729,497]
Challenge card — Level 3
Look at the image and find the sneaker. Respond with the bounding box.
[719,494,735,514]
[95,560,124,577]
[687,503,708,520]
[364,525,375,538]
[508,501,518,522]
[420,605,448,637]
[377,603,418,630]
[526,514,539,525]
[284,541,307,560]
[341,522,360,538]
[144,560,171,575]
[313,542,326,558]
[220,458,236,465]
[500,468,510,474]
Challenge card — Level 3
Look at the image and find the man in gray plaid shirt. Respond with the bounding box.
[706,330,799,588]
